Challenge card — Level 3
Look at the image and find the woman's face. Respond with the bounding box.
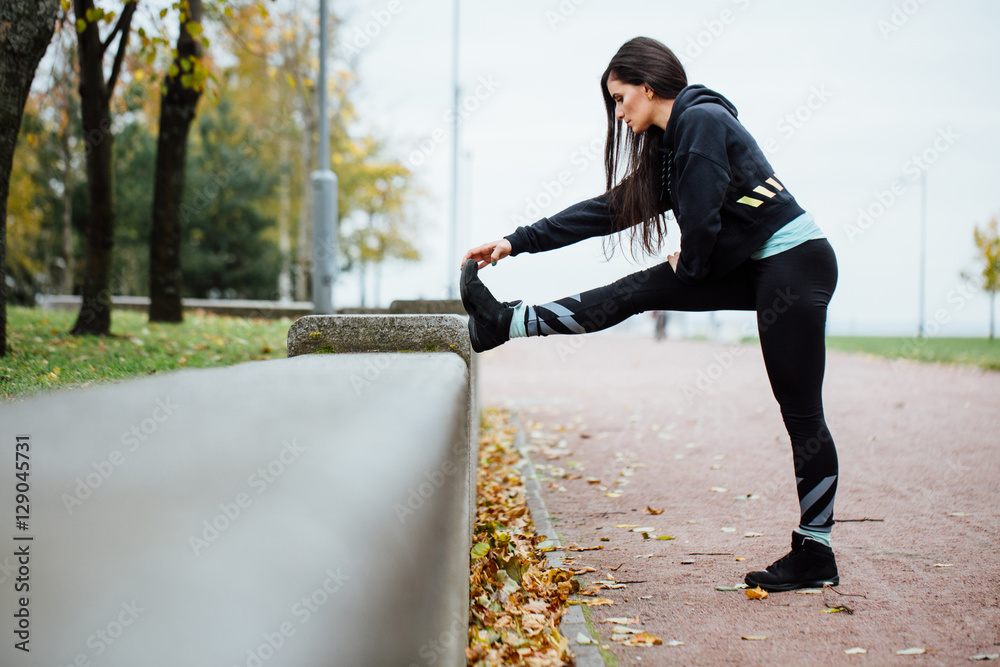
[607,76,656,133]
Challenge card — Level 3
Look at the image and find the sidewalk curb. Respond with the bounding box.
[510,410,607,667]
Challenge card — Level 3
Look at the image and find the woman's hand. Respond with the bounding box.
[461,238,512,270]
[667,251,680,273]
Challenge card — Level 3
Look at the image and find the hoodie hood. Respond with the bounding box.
[662,84,739,150]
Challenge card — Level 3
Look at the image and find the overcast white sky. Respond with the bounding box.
[333,0,1000,336]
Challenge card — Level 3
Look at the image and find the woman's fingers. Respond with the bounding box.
[460,245,492,269]
[493,238,512,263]
[462,239,510,270]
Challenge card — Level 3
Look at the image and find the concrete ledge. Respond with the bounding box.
[287,314,480,539]
[287,314,473,369]
[389,299,465,314]
[0,354,471,666]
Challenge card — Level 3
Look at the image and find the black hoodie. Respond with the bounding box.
[503,84,806,283]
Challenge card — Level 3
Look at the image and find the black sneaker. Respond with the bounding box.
[744,531,839,592]
[461,259,520,353]
[460,259,502,322]
[468,303,519,353]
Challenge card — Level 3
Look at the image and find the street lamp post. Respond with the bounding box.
[447,0,460,299]
[918,171,927,337]
[312,0,338,314]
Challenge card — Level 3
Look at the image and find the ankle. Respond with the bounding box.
[509,302,527,338]
[795,526,832,548]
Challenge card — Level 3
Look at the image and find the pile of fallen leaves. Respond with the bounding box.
[467,408,577,666]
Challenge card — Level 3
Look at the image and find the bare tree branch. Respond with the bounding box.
[105,0,136,97]
[100,3,131,55]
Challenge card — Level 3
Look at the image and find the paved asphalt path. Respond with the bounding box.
[479,332,1000,666]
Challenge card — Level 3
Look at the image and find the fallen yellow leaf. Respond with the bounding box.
[645,506,664,515]
[745,586,768,600]
[584,598,615,606]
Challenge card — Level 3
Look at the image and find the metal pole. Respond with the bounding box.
[447,0,460,298]
[312,0,338,314]
[918,171,926,337]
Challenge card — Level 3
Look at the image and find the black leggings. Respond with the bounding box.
[526,238,840,533]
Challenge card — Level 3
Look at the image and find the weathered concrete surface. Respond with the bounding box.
[0,354,470,667]
[389,299,466,314]
[480,333,1000,666]
[286,313,472,367]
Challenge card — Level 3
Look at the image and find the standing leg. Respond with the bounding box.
[745,239,841,591]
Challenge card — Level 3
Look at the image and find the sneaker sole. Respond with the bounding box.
[459,260,480,320]
[744,575,840,592]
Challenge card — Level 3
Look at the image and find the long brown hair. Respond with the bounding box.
[600,37,687,260]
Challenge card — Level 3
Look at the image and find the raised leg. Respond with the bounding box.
[525,260,756,336]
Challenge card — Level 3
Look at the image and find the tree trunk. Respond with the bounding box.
[359,260,366,308]
[991,291,995,341]
[71,0,135,335]
[149,0,203,323]
[0,0,60,356]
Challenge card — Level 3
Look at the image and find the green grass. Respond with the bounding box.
[1,305,292,401]
[579,603,620,666]
[826,336,1000,371]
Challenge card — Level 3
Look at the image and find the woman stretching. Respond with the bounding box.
[460,36,840,592]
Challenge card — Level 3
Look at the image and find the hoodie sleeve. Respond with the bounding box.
[504,182,673,256]
[672,151,732,283]
[669,104,734,284]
